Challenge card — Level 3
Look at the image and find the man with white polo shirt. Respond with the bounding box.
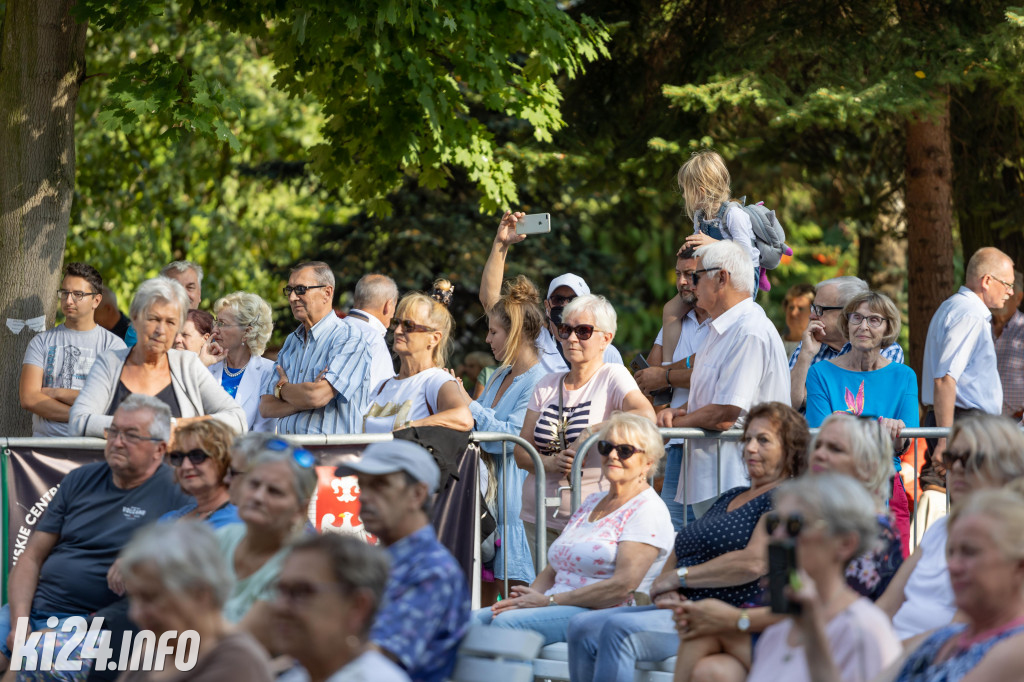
[920,247,1015,494]
[634,245,711,530]
[657,240,791,517]
[343,273,399,390]
[479,211,623,373]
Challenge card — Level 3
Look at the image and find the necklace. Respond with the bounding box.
[223,364,246,377]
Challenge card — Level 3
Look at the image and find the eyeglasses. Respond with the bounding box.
[764,511,822,538]
[269,580,346,606]
[549,294,576,307]
[392,318,437,334]
[810,303,844,317]
[283,284,327,297]
[266,438,316,468]
[168,449,211,467]
[690,267,721,285]
[213,319,247,328]
[57,289,99,302]
[225,466,246,482]
[847,313,886,329]
[597,441,644,460]
[104,426,163,445]
[557,324,604,341]
[987,274,1015,291]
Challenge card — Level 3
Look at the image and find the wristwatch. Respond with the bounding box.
[547,594,557,607]
[675,566,689,588]
[736,609,751,632]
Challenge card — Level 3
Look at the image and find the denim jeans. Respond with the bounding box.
[472,603,589,645]
[660,445,688,532]
[0,603,83,659]
[567,605,678,682]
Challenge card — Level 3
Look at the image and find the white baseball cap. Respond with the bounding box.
[335,440,441,494]
[547,273,591,300]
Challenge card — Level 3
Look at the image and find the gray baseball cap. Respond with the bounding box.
[335,440,441,494]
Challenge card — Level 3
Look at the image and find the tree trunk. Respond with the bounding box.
[0,0,88,436]
[904,92,955,384]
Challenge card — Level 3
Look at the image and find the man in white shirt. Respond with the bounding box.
[344,274,398,390]
[657,240,791,516]
[479,211,623,373]
[920,247,1015,492]
[635,245,711,529]
[19,263,126,436]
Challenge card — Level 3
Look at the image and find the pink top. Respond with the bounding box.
[747,598,901,682]
[546,488,674,603]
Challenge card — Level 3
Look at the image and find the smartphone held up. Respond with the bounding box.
[515,213,551,235]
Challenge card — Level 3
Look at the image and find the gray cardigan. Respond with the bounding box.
[69,348,248,437]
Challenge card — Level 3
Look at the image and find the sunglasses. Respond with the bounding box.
[941,449,983,470]
[764,511,817,538]
[810,303,844,317]
[549,294,576,307]
[392,318,437,334]
[168,449,210,467]
[690,267,722,285]
[266,438,316,468]
[283,284,327,297]
[597,441,644,460]
[557,324,603,341]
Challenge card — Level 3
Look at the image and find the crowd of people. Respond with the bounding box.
[9,148,1024,682]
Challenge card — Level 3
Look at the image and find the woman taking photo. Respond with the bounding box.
[740,474,901,682]
[216,437,317,653]
[454,275,547,599]
[363,280,473,433]
[473,413,673,644]
[516,294,654,555]
[70,277,246,437]
[207,292,277,432]
[568,402,808,682]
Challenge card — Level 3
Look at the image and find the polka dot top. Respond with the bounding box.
[675,486,773,606]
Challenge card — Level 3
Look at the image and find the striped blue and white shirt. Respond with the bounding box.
[265,313,374,435]
[788,340,905,369]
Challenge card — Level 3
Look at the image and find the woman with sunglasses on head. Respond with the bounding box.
[159,419,241,528]
[472,413,673,643]
[876,413,1024,642]
[669,412,903,682]
[206,292,277,432]
[568,402,807,682]
[215,437,318,655]
[515,294,655,558]
[804,291,916,556]
[738,473,901,682]
[363,279,473,433]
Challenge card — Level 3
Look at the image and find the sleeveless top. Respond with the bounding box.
[894,621,1024,682]
[109,380,182,418]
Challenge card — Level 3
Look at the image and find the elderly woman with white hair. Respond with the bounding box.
[116,520,273,681]
[70,277,246,437]
[515,294,656,554]
[207,292,277,432]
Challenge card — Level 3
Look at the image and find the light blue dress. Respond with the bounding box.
[471,363,547,582]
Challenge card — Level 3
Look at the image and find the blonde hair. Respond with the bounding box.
[488,275,544,373]
[214,291,274,357]
[813,413,892,506]
[173,419,236,479]
[395,278,455,367]
[838,291,902,348]
[677,149,732,218]
[949,487,1024,563]
[950,413,1024,487]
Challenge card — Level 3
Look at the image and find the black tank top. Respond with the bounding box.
[108,380,182,418]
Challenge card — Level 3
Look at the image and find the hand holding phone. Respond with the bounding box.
[768,540,802,615]
[515,213,551,235]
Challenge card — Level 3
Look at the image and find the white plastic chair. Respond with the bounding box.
[451,625,543,682]
[532,642,570,681]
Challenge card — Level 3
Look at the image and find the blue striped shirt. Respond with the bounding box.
[788,340,905,369]
[264,313,374,434]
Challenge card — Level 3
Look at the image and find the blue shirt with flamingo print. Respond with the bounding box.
[804,360,920,429]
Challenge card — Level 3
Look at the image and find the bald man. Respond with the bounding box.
[920,246,1015,492]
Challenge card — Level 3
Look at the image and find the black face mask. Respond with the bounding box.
[549,306,565,327]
